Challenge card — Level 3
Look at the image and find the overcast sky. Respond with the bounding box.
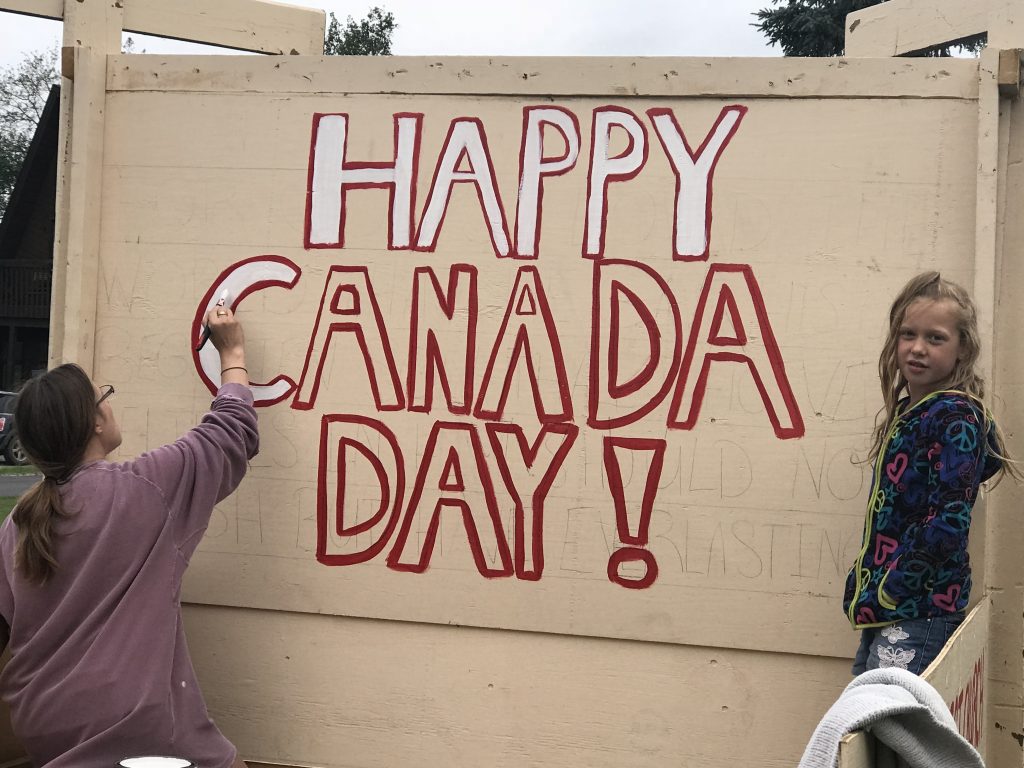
[0,1,779,71]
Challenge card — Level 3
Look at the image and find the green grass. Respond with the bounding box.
[0,497,16,523]
[0,466,37,476]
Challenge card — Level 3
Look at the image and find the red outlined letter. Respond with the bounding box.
[514,106,581,259]
[193,255,301,406]
[317,415,404,566]
[414,118,511,257]
[293,266,404,412]
[305,112,422,250]
[408,265,478,415]
[584,107,648,259]
[486,423,578,580]
[604,436,665,589]
[475,266,573,423]
[648,106,747,261]
[387,421,513,577]
[667,264,804,438]
[590,260,682,429]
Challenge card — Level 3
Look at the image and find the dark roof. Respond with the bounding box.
[0,84,60,261]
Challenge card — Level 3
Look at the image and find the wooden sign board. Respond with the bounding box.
[83,54,982,664]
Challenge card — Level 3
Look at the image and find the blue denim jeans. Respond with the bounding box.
[852,613,965,676]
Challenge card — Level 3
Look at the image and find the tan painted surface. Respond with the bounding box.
[0,0,61,22]
[923,600,988,755]
[79,53,987,765]
[90,55,977,658]
[846,0,1024,57]
[0,0,325,55]
[184,603,852,767]
[846,0,992,57]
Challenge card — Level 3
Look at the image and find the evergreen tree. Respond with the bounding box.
[324,7,397,56]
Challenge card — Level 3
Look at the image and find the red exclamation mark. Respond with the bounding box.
[603,436,665,589]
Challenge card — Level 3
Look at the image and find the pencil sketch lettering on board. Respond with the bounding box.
[192,103,808,590]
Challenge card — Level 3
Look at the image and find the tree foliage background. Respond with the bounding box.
[324,6,397,56]
[0,49,58,219]
[753,0,983,57]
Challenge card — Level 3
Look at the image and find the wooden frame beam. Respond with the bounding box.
[0,0,326,55]
[846,0,990,57]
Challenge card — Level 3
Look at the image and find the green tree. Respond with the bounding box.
[753,0,982,57]
[0,49,58,218]
[324,6,397,55]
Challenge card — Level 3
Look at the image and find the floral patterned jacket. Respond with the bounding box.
[843,391,1000,629]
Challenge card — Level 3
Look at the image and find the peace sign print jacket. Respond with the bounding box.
[843,391,1001,629]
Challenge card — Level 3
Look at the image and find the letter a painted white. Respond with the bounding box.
[416,119,511,257]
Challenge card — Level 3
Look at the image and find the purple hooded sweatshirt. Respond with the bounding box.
[0,384,258,767]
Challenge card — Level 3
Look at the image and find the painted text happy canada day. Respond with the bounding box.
[191,104,806,587]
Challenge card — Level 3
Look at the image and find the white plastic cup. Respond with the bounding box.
[119,758,195,768]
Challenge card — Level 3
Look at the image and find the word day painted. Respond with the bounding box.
[189,101,812,591]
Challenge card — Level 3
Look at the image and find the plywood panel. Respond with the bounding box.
[184,603,852,768]
[86,59,981,660]
[923,600,988,754]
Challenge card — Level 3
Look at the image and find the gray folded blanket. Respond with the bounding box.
[797,667,983,768]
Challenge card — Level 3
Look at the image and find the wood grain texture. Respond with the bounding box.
[184,603,852,768]
[105,55,980,99]
[846,0,991,57]
[0,0,325,54]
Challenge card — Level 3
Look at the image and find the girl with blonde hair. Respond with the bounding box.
[844,271,1015,674]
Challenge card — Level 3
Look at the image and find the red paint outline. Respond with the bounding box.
[512,106,581,260]
[583,106,649,260]
[317,414,405,566]
[647,105,747,262]
[474,266,573,424]
[386,421,513,578]
[608,281,661,399]
[292,266,405,412]
[708,284,746,345]
[413,117,512,258]
[485,422,578,581]
[588,260,682,430]
[666,263,804,438]
[407,265,478,416]
[191,255,301,406]
[304,112,424,251]
[603,436,665,589]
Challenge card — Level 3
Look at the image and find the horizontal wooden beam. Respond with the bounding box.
[0,0,63,21]
[123,0,325,55]
[0,0,326,55]
[846,0,989,57]
[106,55,981,100]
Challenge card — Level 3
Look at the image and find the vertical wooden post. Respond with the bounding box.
[49,0,123,374]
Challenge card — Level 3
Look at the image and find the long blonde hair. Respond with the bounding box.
[870,272,1017,482]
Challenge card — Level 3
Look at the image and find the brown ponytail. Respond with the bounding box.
[12,364,96,584]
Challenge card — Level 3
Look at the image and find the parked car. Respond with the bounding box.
[0,391,28,466]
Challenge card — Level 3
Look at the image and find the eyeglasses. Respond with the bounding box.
[96,385,115,406]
